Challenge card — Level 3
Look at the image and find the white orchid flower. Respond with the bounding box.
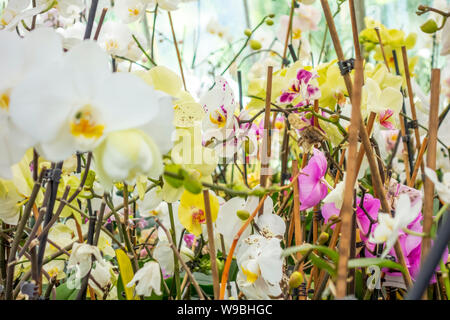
[0,28,62,178]
[10,40,167,163]
[67,242,107,281]
[425,167,450,203]
[216,195,282,251]
[114,0,150,24]
[97,21,133,57]
[235,235,284,299]
[137,186,164,217]
[127,261,162,297]
[200,76,237,141]
[323,180,345,210]
[1,0,47,31]
[369,194,422,258]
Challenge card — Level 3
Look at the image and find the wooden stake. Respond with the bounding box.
[282,0,296,68]
[168,12,187,91]
[401,46,422,154]
[421,69,441,266]
[336,58,363,299]
[203,190,220,300]
[374,27,391,72]
[292,160,303,262]
[260,66,273,193]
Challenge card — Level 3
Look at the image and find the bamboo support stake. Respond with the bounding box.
[168,12,187,91]
[292,160,303,262]
[260,66,273,195]
[282,0,296,68]
[399,113,412,185]
[374,27,391,72]
[408,136,429,187]
[421,69,441,265]
[336,57,363,299]
[355,112,376,174]
[203,190,220,300]
[401,46,422,154]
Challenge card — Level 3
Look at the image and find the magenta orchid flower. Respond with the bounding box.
[379,109,396,129]
[322,193,380,243]
[298,148,328,210]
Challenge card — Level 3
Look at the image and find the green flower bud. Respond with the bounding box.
[268,13,275,18]
[183,173,203,194]
[82,170,96,189]
[304,112,313,120]
[420,19,438,34]
[216,258,224,273]
[250,187,265,197]
[317,232,330,245]
[244,28,252,37]
[329,114,340,123]
[164,164,184,188]
[249,39,262,50]
[265,18,274,26]
[289,271,304,289]
[236,210,250,221]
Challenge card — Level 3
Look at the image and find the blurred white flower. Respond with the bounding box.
[10,40,168,165]
[425,167,450,203]
[127,261,162,297]
[67,242,107,282]
[0,28,62,178]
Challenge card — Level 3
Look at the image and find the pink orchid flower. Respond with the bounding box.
[298,148,328,210]
[379,109,395,129]
[322,193,380,243]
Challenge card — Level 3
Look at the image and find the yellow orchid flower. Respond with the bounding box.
[318,60,350,110]
[178,189,219,236]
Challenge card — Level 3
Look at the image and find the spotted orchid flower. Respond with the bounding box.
[278,68,320,106]
[235,235,284,299]
[201,76,237,141]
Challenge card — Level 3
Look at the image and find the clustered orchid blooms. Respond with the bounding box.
[0,0,448,304]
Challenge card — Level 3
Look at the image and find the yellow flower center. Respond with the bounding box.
[242,265,259,284]
[70,105,104,139]
[0,92,10,111]
[334,92,346,106]
[105,39,119,51]
[209,106,228,128]
[293,28,302,40]
[128,8,140,16]
[47,266,59,278]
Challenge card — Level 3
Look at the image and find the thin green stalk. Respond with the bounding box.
[220,15,270,76]
[132,34,157,67]
[168,203,181,300]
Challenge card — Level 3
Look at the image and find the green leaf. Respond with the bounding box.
[310,253,336,276]
[55,281,79,300]
[348,258,406,274]
[282,244,339,263]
